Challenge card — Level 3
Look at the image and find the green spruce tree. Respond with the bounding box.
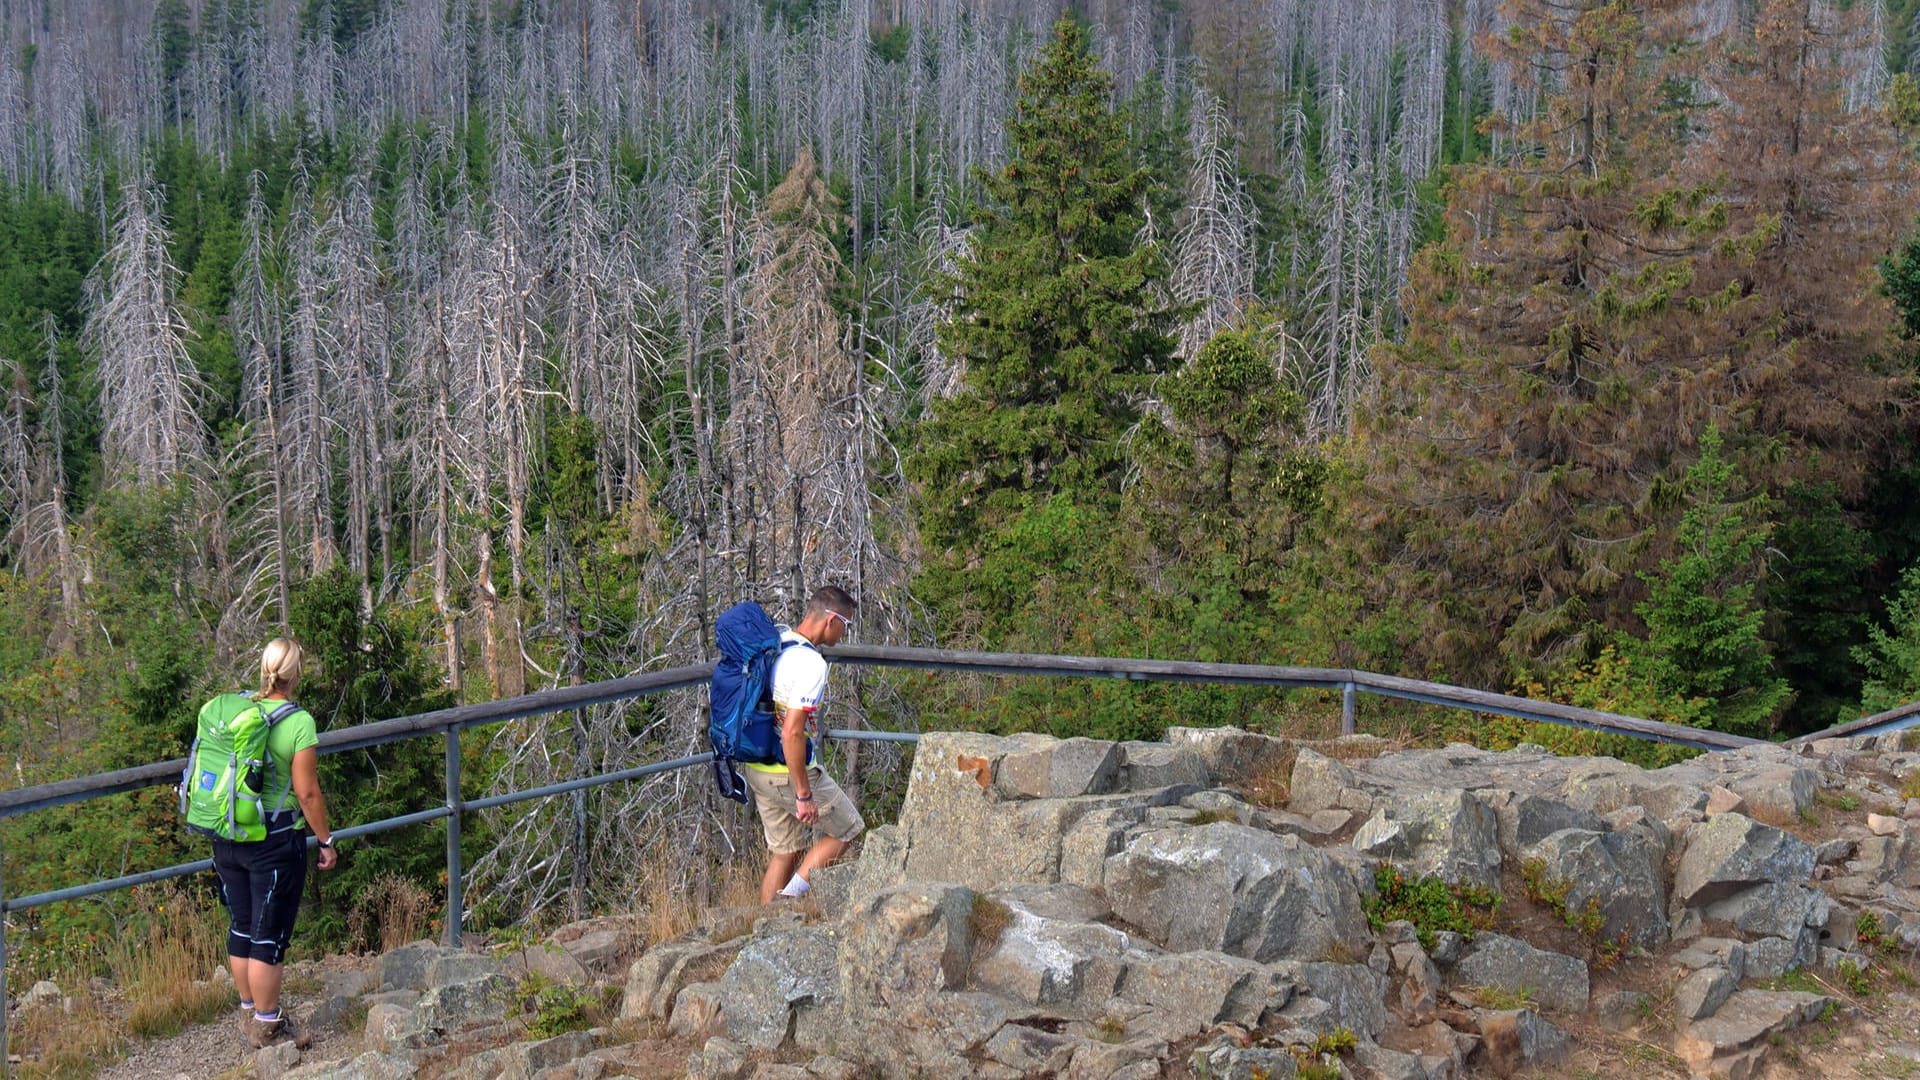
[1626,428,1789,736]
[909,20,1180,636]
[1854,565,1920,718]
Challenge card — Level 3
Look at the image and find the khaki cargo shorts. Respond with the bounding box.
[742,766,865,854]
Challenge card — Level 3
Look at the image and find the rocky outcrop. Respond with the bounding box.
[672,726,1887,1080]
[245,725,1920,1080]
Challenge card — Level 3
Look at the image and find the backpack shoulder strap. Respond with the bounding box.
[262,701,302,726]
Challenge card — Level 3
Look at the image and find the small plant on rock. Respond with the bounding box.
[1520,857,1618,962]
[516,972,612,1039]
[1290,1025,1357,1079]
[1838,957,1874,997]
[1364,865,1500,950]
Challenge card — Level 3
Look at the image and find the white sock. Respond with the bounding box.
[778,874,811,897]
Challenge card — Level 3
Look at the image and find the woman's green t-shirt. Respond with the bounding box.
[258,701,319,831]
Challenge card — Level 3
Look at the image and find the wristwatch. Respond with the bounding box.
[318,837,336,849]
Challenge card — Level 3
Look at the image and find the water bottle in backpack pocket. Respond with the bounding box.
[180,693,301,842]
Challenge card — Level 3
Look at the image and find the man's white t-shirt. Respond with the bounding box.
[747,629,825,774]
[770,630,828,712]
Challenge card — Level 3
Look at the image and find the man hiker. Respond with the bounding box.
[743,585,866,903]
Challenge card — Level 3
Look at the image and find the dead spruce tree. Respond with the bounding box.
[83,168,207,489]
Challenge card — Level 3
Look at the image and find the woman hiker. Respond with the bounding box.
[210,637,340,1048]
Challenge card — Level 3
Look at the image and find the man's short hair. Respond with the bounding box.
[806,585,857,619]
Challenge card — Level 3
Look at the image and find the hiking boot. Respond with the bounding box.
[245,1013,286,1049]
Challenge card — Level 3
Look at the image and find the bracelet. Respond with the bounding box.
[795,794,813,803]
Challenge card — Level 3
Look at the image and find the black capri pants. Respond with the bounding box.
[212,831,309,965]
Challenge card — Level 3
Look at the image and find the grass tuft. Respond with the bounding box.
[968,894,1013,953]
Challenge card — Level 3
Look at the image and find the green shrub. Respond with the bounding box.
[1363,865,1500,950]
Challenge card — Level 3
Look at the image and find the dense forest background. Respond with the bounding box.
[2,0,1920,967]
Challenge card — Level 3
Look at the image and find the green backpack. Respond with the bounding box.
[180,693,302,842]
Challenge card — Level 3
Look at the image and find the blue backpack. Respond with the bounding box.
[708,602,811,802]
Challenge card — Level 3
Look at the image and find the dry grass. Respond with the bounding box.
[1312,733,1403,761]
[12,883,231,1077]
[14,989,121,1079]
[637,851,768,946]
[1900,772,1920,803]
[347,872,437,953]
[116,883,234,1039]
[968,894,1013,953]
[1241,759,1294,809]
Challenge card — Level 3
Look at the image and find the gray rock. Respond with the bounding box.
[1671,937,1747,983]
[836,883,973,1007]
[804,1056,862,1080]
[844,824,909,905]
[1121,742,1210,791]
[1526,827,1668,948]
[996,736,1122,799]
[1065,1037,1168,1080]
[1163,726,1296,788]
[1103,822,1371,963]
[1474,1009,1569,1073]
[1724,767,1817,822]
[1485,791,1607,861]
[807,860,856,922]
[1353,1042,1427,1080]
[1744,936,1805,980]
[1058,807,1148,890]
[719,927,840,1050]
[1286,961,1389,1039]
[374,941,463,992]
[18,980,62,1011]
[255,1040,302,1080]
[1451,934,1588,1013]
[687,1036,748,1080]
[1188,1036,1301,1080]
[1815,838,1857,865]
[1289,748,1359,815]
[425,951,508,987]
[416,973,514,1034]
[969,897,1135,1008]
[1700,881,1829,941]
[463,1031,596,1080]
[1672,814,1816,907]
[282,1053,417,1080]
[985,1025,1077,1074]
[1674,966,1738,1021]
[1591,990,1649,1031]
[623,938,726,1020]
[362,1001,432,1053]
[669,981,726,1041]
[1674,989,1835,1077]
[889,733,1187,892]
[1351,788,1502,890]
[1117,950,1284,1033]
[746,1066,810,1080]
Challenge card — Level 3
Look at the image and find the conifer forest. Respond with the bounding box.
[3,0,1920,962]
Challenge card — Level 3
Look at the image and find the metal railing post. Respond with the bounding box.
[444,726,462,947]
[2,835,10,1078]
[1342,681,1357,735]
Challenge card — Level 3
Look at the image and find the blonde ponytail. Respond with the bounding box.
[259,638,305,696]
